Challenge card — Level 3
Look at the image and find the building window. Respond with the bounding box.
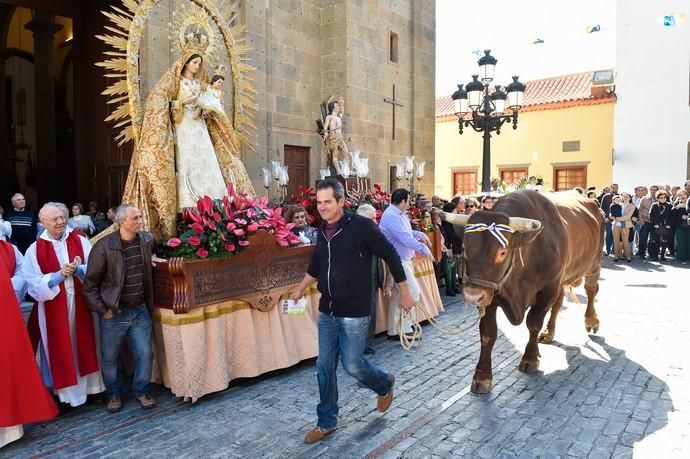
[553,166,587,191]
[499,167,528,187]
[389,32,398,63]
[452,169,478,196]
[562,140,581,152]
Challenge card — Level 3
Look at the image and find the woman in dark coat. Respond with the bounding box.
[649,190,672,261]
[440,202,462,295]
[669,190,689,262]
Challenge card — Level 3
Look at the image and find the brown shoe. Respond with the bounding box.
[304,426,336,444]
[136,393,157,409]
[106,396,122,413]
[377,374,395,412]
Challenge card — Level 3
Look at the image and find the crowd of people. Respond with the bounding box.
[0,196,161,448]
[595,181,690,262]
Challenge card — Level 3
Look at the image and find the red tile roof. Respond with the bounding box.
[436,71,615,120]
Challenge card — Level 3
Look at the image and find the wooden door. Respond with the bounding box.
[284,145,310,198]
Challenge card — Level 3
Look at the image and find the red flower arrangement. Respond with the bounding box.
[161,185,302,259]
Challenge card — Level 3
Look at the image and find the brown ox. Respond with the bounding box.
[443,190,604,394]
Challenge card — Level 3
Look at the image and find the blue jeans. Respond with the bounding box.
[605,222,614,254]
[316,313,393,429]
[638,223,652,257]
[100,304,153,397]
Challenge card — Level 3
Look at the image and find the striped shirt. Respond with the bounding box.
[120,238,145,307]
[5,208,37,253]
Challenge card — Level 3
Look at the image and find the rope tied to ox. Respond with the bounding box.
[397,301,481,352]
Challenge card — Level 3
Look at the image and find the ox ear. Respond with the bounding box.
[509,226,543,249]
[441,212,470,226]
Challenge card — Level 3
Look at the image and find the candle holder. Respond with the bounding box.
[340,160,351,179]
[261,167,271,198]
[415,160,425,193]
[278,165,289,201]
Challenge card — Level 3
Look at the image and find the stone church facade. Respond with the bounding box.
[0,0,435,210]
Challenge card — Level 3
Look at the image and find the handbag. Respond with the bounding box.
[655,226,671,242]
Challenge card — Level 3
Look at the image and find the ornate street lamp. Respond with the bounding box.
[452,50,526,192]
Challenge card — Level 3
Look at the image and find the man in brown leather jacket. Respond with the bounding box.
[84,204,163,413]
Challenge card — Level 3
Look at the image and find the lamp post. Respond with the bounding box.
[452,50,526,192]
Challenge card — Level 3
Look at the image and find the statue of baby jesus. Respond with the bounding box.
[196,74,226,119]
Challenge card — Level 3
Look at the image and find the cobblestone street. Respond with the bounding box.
[3,257,689,459]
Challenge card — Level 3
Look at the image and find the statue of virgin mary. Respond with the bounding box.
[121,52,255,239]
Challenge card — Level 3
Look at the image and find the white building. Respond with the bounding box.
[613,0,690,190]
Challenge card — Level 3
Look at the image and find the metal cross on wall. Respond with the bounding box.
[383,84,404,140]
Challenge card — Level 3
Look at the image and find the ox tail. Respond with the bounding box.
[565,286,580,306]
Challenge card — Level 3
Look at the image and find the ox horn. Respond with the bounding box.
[441,212,470,226]
[508,217,542,232]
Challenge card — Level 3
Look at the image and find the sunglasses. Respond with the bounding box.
[466,204,475,208]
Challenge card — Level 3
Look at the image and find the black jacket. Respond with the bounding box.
[307,214,406,317]
[440,220,463,255]
[650,202,671,226]
[83,230,155,315]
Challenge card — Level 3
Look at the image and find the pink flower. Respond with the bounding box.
[167,237,181,248]
[192,222,204,234]
[226,222,236,231]
[198,196,215,216]
[185,208,202,224]
[196,248,209,259]
[224,243,236,252]
[233,229,245,236]
[187,235,201,247]
[202,217,217,231]
[247,223,259,233]
[238,240,250,247]
[234,218,247,225]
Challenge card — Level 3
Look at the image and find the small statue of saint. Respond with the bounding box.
[323,100,351,176]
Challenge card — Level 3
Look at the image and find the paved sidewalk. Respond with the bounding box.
[2,257,689,458]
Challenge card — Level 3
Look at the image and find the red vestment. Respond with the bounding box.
[0,241,15,275]
[0,258,57,427]
[26,231,99,389]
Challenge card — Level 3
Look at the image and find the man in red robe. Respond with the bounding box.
[24,203,105,407]
[0,258,58,448]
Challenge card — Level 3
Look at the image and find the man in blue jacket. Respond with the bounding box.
[291,179,414,444]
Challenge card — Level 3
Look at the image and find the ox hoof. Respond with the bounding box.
[471,379,493,394]
[585,320,600,334]
[538,331,554,344]
[518,359,540,373]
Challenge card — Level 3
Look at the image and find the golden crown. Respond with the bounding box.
[182,29,210,55]
[169,5,217,60]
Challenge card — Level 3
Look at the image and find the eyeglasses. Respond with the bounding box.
[466,205,475,208]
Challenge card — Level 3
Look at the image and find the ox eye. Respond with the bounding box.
[496,248,508,261]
